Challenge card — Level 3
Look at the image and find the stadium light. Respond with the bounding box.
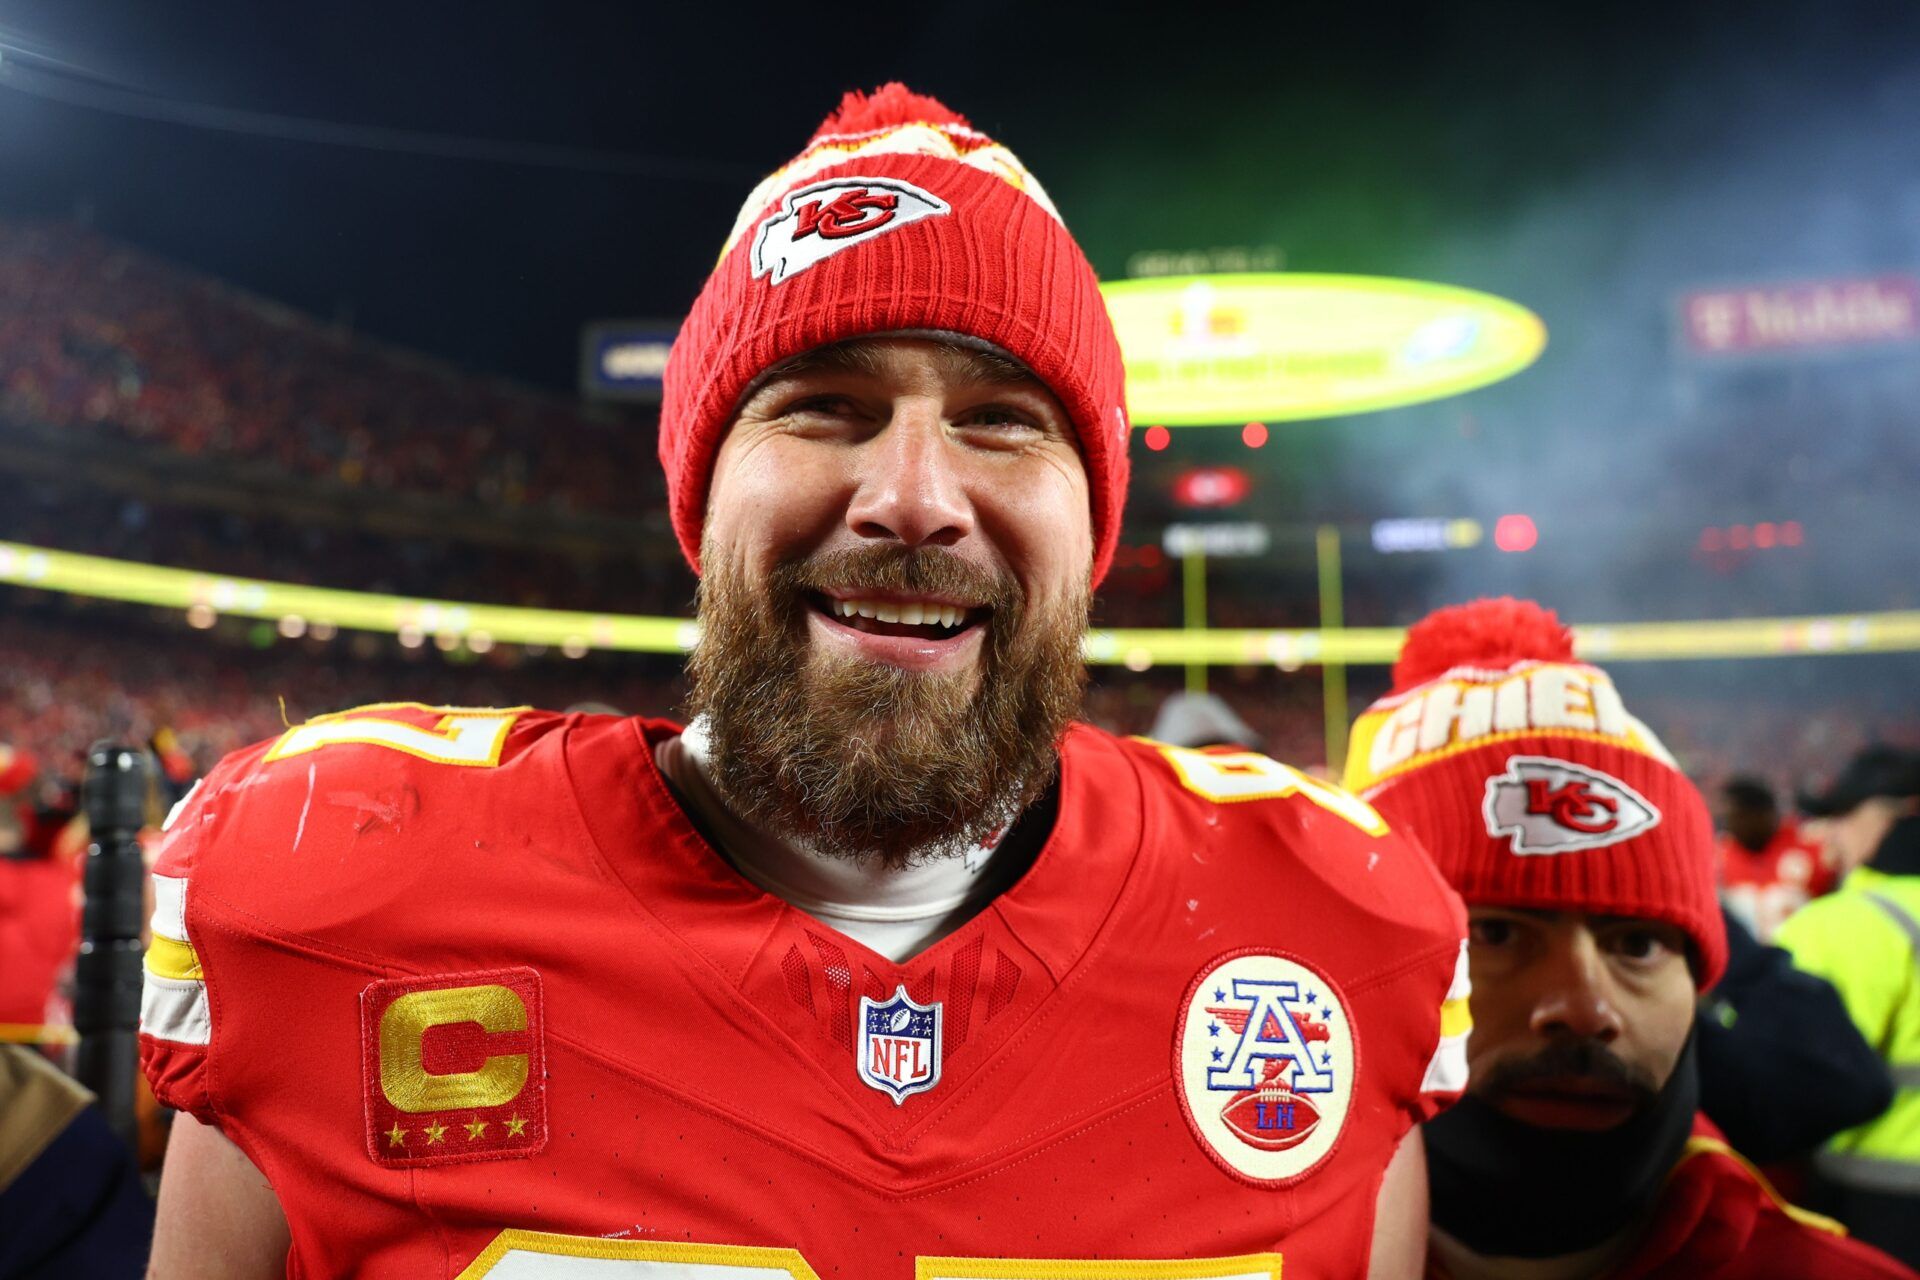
[1493,514,1538,553]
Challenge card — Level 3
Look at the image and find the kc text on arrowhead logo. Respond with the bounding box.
[751,177,950,285]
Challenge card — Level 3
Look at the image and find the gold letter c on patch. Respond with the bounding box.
[379,984,529,1113]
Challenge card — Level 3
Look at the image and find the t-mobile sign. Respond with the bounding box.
[1681,274,1920,355]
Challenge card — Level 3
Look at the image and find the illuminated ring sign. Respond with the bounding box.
[2,540,1915,664]
[1101,273,1548,425]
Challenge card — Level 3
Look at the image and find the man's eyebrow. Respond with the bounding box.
[755,338,1042,388]
[930,342,1042,387]
[759,341,888,382]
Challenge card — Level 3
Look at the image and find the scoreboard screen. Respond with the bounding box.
[580,321,677,402]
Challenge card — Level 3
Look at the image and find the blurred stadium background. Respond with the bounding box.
[1,0,1918,1048]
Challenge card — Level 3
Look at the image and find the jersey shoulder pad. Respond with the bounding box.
[158,702,547,852]
[1120,733,1465,939]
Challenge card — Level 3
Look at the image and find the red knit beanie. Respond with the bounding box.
[659,84,1130,583]
[1344,599,1726,988]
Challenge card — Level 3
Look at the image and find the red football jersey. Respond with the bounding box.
[1717,819,1834,942]
[141,705,1470,1279]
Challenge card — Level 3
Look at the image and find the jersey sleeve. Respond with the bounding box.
[137,704,556,1127]
[138,760,233,1123]
[1415,934,1474,1111]
[1358,826,1473,1127]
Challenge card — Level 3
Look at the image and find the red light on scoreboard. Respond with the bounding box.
[1698,521,1806,556]
[1241,422,1269,448]
[1171,466,1254,509]
[1142,425,1171,452]
[1493,513,1538,553]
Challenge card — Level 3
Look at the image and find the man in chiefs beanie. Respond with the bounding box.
[145,85,1472,1278]
[1345,598,1912,1279]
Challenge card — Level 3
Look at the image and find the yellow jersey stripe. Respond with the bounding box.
[1439,996,1473,1040]
[144,934,203,982]
[1677,1136,1848,1236]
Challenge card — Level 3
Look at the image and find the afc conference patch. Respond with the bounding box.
[360,967,548,1168]
[857,985,942,1104]
[1175,951,1356,1185]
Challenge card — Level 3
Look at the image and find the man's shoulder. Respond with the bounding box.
[1081,727,1466,949]
[1739,1209,1919,1279]
[1669,1129,1918,1278]
[152,702,595,900]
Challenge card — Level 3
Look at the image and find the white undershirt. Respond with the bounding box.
[653,718,1017,963]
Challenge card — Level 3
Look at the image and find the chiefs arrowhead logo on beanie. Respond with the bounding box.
[659,84,1130,582]
[1343,598,1727,988]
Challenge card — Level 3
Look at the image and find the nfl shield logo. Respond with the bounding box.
[857,985,942,1105]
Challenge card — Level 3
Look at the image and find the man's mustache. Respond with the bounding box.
[1476,1038,1660,1107]
[773,545,1021,613]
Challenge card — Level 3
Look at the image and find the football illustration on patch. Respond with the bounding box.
[1175,952,1356,1184]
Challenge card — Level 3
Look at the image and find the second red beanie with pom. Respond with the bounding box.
[1345,598,1726,988]
[660,84,1130,583]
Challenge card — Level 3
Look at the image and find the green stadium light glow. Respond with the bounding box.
[5,540,1919,665]
[1101,273,1548,425]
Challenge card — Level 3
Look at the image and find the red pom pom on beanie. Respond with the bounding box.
[811,83,973,138]
[1392,597,1577,693]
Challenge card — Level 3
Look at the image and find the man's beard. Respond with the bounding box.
[686,541,1089,869]
[1426,1034,1699,1259]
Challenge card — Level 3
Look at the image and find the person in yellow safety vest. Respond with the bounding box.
[1776,746,1920,1270]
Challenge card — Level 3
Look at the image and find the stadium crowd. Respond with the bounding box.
[0,221,655,517]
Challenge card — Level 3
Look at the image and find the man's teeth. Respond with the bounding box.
[829,599,969,628]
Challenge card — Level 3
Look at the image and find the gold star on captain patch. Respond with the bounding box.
[504,1113,529,1138]
[423,1121,448,1145]
[464,1119,489,1140]
[385,1123,407,1147]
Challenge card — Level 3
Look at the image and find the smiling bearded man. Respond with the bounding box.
[142,85,1472,1280]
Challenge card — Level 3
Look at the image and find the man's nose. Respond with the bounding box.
[843,398,974,549]
[1529,929,1624,1043]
